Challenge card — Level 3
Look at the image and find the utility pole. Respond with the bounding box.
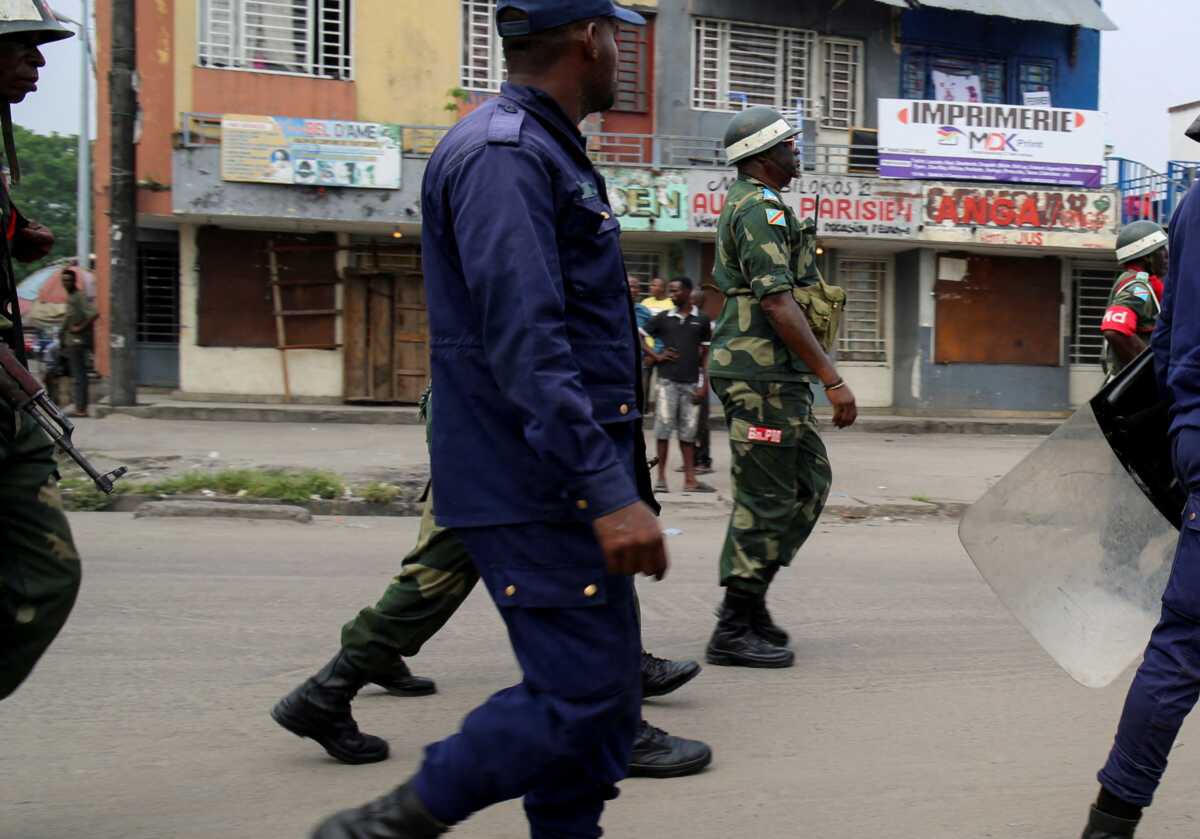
[75,0,90,270]
[108,0,137,406]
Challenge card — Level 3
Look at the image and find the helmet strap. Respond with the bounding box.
[2,103,19,185]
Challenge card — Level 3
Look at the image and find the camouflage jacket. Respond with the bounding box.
[1101,268,1163,375]
[708,175,819,383]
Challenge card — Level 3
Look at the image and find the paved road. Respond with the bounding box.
[4,510,1198,838]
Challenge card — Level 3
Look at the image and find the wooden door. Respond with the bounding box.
[343,269,429,403]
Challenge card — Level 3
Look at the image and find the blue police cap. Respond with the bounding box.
[496,0,645,37]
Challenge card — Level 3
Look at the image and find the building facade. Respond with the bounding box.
[94,0,1123,412]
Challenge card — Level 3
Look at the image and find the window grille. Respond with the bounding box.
[623,250,665,296]
[137,243,181,345]
[461,0,504,92]
[836,256,887,363]
[1070,261,1118,366]
[902,50,1006,104]
[821,38,861,130]
[1019,60,1055,98]
[614,20,649,113]
[198,0,352,80]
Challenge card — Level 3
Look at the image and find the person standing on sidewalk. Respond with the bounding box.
[705,107,857,670]
[60,267,96,417]
[0,2,83,701]
[311,3,675,836]
[690,285,715,474]
[643,276,714,494]
[1077,119,1200,839]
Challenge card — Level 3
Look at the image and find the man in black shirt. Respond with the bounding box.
[645,277,714,493]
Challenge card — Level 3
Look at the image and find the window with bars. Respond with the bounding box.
[836,256,887,363]
[461,0,504,92]
[615,21,649,113]
[137,243,181,345]
[623,249,665,296]
[691,18,861,129]
[901,49,1005,104]
[1019,60,1055,99]
[198,0,352,79]
[1070,261,1118,366]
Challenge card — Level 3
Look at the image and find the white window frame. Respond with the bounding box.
[461,0,505,93]
[835,254,890,365]
[197,0,354,81]
[690,16,863,130]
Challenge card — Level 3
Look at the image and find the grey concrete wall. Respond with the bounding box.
[173,147,425,228]
[654,0,901,141]
[891,248,922,411]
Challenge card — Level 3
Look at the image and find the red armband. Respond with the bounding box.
[1101,306,1138,337]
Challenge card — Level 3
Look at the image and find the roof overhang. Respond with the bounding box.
[875,0,1117,31]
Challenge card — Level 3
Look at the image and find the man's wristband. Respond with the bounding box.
[823,378,846,392]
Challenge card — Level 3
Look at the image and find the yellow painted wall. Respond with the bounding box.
[355,0,461,126]
[175,0,196,118]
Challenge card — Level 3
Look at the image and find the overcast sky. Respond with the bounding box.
[13,0,1200,172]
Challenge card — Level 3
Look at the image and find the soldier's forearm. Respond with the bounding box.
[1104,330,1147,365]
[760,293,838,385]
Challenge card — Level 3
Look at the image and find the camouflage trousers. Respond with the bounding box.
[0,403,82,700]
[712,378,832,595]
[339,494,479,675]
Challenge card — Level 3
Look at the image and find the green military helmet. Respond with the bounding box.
[0,0,72,44]
[1115,220,1168,265]
[723,106,801,166]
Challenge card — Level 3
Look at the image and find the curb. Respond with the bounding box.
[74,493,966,521]
[133,500,314,523]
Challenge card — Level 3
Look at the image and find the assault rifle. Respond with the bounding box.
[0,340,127,493]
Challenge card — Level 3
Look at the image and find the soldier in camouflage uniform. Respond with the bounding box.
[274,388,712,777]
[1101,220,1168,379]
[705,107,858,670]
[0,2,82,701]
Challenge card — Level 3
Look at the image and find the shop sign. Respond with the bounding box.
[878,99,1106,187]
[687,170,736,231]
[792,176,921,238]
[920,184,1119,249]
[221,115,402,189]
[601,167,689,232]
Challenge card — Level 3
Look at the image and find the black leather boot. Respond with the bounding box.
[272,650,389,765]
[641,651,701,698]
[372,658,437,697]
[706,590,794,668]
[628,719,713,778]
[1081,806,1140,838]
[311,782,448,839]
[750,596,790,647]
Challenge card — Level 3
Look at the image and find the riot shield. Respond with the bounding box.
[959,355,1179,688]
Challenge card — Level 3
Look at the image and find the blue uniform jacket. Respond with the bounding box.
[1154,182,1200,436]
[422,82,656,528]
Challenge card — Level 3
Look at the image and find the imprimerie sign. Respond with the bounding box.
[877,99,1106,188]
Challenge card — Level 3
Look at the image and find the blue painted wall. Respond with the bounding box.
[899,9,1102,110]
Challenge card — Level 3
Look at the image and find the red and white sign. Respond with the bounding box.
[746,425,784,444]
[920,184,1119,250]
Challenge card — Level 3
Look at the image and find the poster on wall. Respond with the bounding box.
[601,168,689,232]
[221,115,402,190]
[920,184,1119,249]
[877,99,1106,188]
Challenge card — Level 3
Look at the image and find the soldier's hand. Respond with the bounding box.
[13,222,54,263]
[593,501,669,580]
[828,384,858,429]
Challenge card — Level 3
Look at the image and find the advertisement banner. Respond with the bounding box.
[920,184,1119,249]
[877,99,1105,188]
[601,167,689,232]
[221,114,402,190]
[687,170,738,231]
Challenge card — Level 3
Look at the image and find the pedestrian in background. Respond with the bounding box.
[644,276,714,493]
[60,267,96,418]
[690,285,714,474]
[630,275,657,397]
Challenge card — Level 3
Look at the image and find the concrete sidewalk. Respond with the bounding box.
[93,397,1066,436]
[71,413,1039,518]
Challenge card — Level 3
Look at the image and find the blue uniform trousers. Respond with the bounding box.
[1100,428,1200,805]
[410,521,642,838]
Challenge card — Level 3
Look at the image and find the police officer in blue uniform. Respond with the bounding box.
[311,2,673,837]
[1080,117,1200,839]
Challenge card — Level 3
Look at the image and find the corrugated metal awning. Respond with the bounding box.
[875,0,1117,31]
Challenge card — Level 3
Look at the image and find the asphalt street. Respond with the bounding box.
[5,509,1199,838]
